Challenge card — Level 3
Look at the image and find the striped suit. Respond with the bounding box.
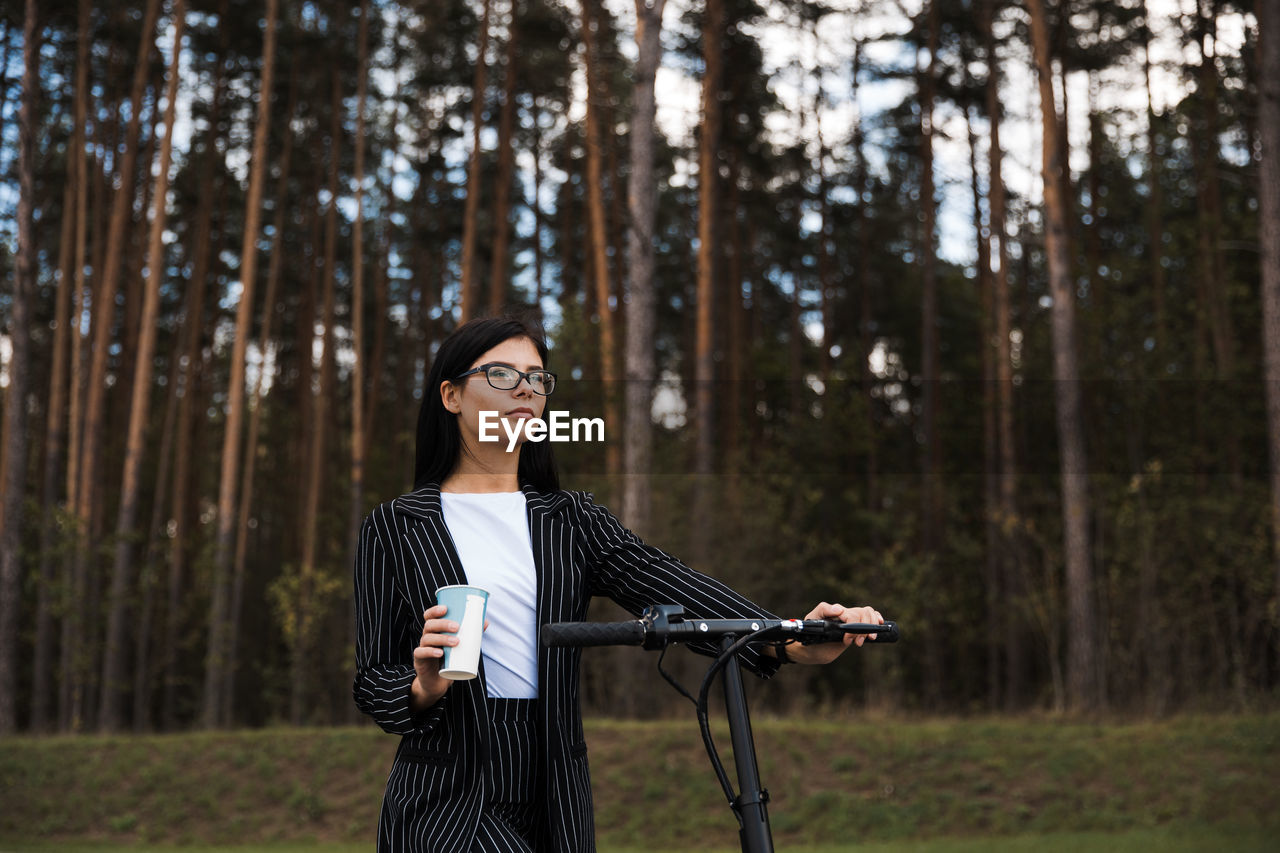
[353,483,782,852]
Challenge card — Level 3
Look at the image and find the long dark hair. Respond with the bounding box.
[413,313,561,492]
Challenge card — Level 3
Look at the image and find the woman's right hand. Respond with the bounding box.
[409,604,460,712]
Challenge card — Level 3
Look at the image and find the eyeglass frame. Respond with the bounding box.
[451,362,558,396]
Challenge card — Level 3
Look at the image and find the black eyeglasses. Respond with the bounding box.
[452,363,557,396]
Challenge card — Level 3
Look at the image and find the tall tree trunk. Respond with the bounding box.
[69,0,161,732]
[850,40,880,554]
[725,148,744,489]
[693,0,724,564]
[0,21,10,143]
[1138,5,1166,710]
[1190,1,1239,484]
[60,84,92,735]
[1258,0,1280,655]
[101,0,187,732]
[489,0,520,313]
[202,0,278,728]
[1192,1,1234,381]
[984,0,1023,708]
[581,0,621,480]
[604,95,628,343]
[161,150,222,731]
[364,51,398,472]
[1085,76,1103,316]
[341,0,371,728]
[1142,1,1167,354]
[459,0,493,321]
[811,18,834,386]
[1028,0,1099,709]
[133,318,185,732]
[622,0,667,536]
[226,75,297,727]
[0,0,39,734]
[33,0,92,734]
[966,82,1000,710]
[918,0,944,707]
[34,177,73,732]
[162,15,230,727]
[341,0,372,726]
[294,174,321,554]
[532,96,546,314]
[293,70,342,725]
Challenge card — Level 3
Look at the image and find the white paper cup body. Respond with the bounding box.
[436,585,489,680]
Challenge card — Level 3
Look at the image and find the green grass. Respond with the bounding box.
[2,714,1278,849]
[1,827,1278,852]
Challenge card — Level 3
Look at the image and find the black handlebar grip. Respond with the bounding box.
[541,620,646,648]
[829,617,901,637]
[864,621,900,643]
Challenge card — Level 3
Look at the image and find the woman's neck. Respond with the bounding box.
[440,464,520,494]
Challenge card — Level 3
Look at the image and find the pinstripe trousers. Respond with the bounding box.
[472,698,546,853]
[381,697,547,853]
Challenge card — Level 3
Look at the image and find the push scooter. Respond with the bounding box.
[543,604,900,853]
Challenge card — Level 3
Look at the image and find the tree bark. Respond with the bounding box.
[226,74,297,727]
[0,0,39,734]
[851,39,880,554]
[132,308,187,732]
[1192,1,1235,381]
[1028,0,1099,708]
[100,0,187,732]
[965,76,999,709]
[365,46,399,472]
[811,17,834,386]
[33,0,92,733]
[693,0,724,564]
[622,0,667,536]
[339,0,371,728]
[68,0,161,732]
[161,116,224,730]
[293,69,342,725]
[984,0,1024,708]
[60,42,93,734]
[725,148,744,489]
[489,0,521,314]
[1142,1,1167,354]
[918,0,944,707]
[581,0,621,480]
[0,21,10,145]
[532,96,546,313]
[202,0,278,728]
[1258,0,1280,649]
[459,0,493,321]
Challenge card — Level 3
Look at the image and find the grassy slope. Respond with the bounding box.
[1,714,1277,848]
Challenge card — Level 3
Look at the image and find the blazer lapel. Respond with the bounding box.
[392,483,469,610]
[523,484,575,635]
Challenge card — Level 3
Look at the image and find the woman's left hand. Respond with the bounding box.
[783,602,884,665]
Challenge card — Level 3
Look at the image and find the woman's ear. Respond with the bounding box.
[440,380,461,414]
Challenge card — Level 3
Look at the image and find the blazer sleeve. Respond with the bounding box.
[568,491,782,680]
[352,505,448,734]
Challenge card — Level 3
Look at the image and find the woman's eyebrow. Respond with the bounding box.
[489,360,545,370]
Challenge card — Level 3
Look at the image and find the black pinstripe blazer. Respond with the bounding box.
[353,482,782,852]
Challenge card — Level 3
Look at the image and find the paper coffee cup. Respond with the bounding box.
[435,585,489,680]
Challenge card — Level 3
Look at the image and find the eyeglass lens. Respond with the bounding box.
[487,365,554,394]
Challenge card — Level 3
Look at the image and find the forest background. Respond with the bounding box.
[0,0,1278,737]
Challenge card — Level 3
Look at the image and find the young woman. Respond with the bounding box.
[353,314,884,852]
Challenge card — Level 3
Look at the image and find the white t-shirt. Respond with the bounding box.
[439,491,539,699]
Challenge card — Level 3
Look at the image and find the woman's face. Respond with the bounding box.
[441,335,549,453]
